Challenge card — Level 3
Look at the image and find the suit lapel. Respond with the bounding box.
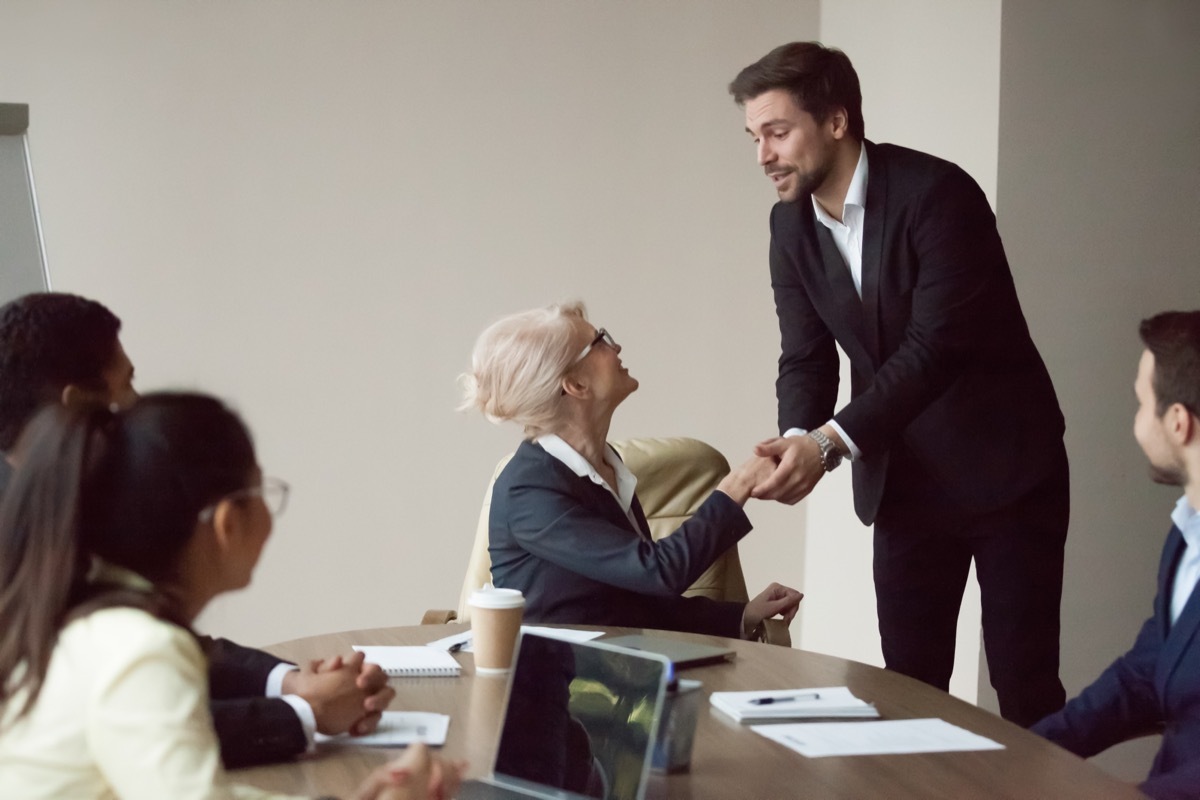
[860,140,885,359]
[1156,526,1185,639]
[1157,527,1196,700]
[812,221,873,369]
[631,495,653,541]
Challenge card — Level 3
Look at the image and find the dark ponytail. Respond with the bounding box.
[0,392,256,722]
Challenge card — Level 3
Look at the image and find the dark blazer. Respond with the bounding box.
[205,638,307,769]
[769,141,1065,524]
[489,440,749,637]
[1032,525,1200,799]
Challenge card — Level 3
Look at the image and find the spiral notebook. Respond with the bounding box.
[352,645,462,677]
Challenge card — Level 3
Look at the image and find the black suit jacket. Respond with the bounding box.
[489,440,749,637]
[769,141,1066,524]
[204,638,307,769]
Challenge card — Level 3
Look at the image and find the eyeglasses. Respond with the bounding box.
[572,327,618,364]
[198,476,291,523]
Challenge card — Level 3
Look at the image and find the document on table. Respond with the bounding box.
[315,711,450,747]
[752,718,1004,758]
[710,686,878,722]
[425,626,604,653]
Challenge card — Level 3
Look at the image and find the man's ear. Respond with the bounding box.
[1170,403,1197,445]
[828,107,849,140]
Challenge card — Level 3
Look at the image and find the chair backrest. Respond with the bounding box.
[453,436,749,623]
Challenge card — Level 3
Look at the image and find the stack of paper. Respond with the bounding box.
[709,687,878,722]
[316,711,450,747]
[752,718,1003,758]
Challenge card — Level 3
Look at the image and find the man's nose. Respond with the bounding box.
[757,139,775,166]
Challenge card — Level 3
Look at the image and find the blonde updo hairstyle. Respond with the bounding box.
[460,302,588,438]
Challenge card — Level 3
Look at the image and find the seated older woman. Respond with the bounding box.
[462,302,802,639]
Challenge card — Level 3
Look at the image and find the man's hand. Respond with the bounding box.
[716,454,780,505]
[282,651,397,736]
[752,435,825,504]
[743,582,804,638]
[349,660,396,736]
[283,652,372,735]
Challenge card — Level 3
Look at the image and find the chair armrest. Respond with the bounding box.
[421,609,458,625]
[760,619,792,648]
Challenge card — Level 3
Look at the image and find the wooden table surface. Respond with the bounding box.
[233,624,1146,799]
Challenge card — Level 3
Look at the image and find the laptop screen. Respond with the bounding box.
[492,632,670,800]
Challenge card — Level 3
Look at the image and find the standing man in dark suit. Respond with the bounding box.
[728,42,1070,725]
[1034,311,1200,799]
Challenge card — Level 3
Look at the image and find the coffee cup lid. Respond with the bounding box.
[469,585,525,609]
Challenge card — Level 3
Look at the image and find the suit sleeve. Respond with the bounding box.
[210,697,308,769]
[832,168,1009,456]
[770,208,841,434]
[647,594,746,638]
[1030,613,1163,756]
[1141,762,1200,800]
[504,479,752,597]
[203,637,307,768]
[204,637,289,698]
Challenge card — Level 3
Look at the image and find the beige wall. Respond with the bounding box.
[0,0,818,645]
[813,0,1002,702]
[996,0,1200,781]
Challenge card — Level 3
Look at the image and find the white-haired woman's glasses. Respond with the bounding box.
[572,328,618,364]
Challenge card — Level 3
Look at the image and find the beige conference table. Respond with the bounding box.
[235,624,1146,799]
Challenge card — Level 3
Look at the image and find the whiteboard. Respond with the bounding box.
[0,103,50,303]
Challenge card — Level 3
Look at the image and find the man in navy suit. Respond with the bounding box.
[1033,311,1200,799]
[728,42,1070,725]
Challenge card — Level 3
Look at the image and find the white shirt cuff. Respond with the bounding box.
[265,662,295,697]
[266,663,317,753]
[783,424,861,461]
[279,694,318,752]
[826,421,861,461]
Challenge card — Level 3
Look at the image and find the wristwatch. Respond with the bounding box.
[806,429,844,472]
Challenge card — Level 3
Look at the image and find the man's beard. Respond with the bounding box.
[775,159,833,203]
[1148,461,1186,486]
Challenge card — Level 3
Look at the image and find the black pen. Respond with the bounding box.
[447,640,468,654]
[748,691,821,705]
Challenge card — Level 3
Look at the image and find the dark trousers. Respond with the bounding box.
[872,445,1069,727]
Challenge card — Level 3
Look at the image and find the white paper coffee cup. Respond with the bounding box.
[469,586,525,674]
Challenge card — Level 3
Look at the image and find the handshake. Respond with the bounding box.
[717,429,845,508]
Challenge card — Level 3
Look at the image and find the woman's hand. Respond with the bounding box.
[352,742,467,800]
[742,582,804,639]
[717,455,779,505]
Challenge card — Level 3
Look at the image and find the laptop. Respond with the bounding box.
[458,631,673,800]
[600,634,736,669]
[604,633,734,671]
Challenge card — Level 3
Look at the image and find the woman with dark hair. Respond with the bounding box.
[463,303,803,639]
[0,392,462,800]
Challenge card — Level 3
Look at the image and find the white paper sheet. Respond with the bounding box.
[424,626,604,653]
[315,711,450,747]
[751,718,1004,758]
